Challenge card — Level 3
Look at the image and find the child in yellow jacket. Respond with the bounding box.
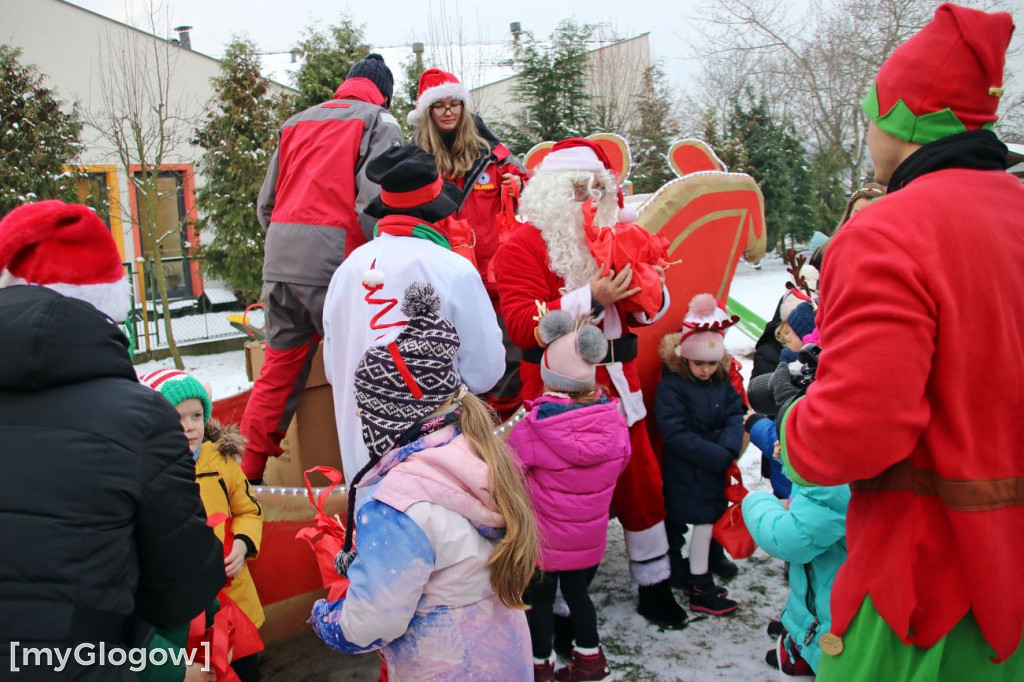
[140,369,264,681]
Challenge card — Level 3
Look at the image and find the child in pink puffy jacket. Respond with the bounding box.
[508,311,631,682]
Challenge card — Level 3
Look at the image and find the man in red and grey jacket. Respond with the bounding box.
[241,54,402,482]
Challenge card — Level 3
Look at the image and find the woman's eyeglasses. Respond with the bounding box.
[430,101,463,115]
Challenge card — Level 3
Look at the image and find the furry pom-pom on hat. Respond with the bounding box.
[401,280,441,318]
[538,309,575,346]
[538,310,608,394]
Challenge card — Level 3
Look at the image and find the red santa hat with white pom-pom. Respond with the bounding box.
[0,200,131,322]
[407,68,472,126]
[676,293,739,362]
[538,137,638,223]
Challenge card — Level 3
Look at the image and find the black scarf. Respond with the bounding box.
[887,130,1007,193]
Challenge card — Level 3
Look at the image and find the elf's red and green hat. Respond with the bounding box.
[863,3,1015,145]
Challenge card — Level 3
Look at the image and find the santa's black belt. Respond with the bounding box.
[522,333,638,366]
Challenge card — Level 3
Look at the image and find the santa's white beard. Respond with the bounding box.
[520,169,620,292]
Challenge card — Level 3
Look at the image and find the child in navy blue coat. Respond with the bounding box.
[655,294,745,615]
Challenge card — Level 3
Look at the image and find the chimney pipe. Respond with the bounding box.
[173,25,193,50]
[510,22,522,43]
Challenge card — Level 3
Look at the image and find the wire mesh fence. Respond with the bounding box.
[122,256,265,355]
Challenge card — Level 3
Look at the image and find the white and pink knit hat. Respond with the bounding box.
[676,293,739,362]
[407,68,472,126]
[0,200,130,322]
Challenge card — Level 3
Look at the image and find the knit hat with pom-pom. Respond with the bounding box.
[354,281,462,459]
[346,53,394,109]
[676,293,739,362]
[538,310,608,394]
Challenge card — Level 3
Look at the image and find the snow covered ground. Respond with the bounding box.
[135,255,796,681]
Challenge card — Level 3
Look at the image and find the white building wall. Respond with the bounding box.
[1,0,291,271]
[472,33,651,137]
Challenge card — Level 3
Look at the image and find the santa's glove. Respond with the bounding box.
[768,362,802,418]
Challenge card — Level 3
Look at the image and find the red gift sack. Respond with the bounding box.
[438,216,478,270]
[187,513,264,680]
[294,466,350,601]
[486,180,521,286]
[712,462,756,560]
[581,200,672,318]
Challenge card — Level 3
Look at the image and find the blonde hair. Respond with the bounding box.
[775,321,793,346]
[414,106,486,179]
[457,392,539,609]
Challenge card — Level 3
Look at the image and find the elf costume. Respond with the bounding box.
[778,5,1024,679]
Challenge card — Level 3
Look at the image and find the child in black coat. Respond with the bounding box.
[655,294,746,615]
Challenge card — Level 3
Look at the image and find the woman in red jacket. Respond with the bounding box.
[409,68,530,417]
[408,68,529,294]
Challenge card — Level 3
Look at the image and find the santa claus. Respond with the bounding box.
[494,138,687,629]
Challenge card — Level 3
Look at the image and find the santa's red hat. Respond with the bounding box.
[863,3,1015,145]
[0,200,131,322]
[407,68,472,126]
[538,137,637,222]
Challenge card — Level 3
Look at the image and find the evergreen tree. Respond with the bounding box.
[806,143,849,235]
[501,20,596,152]
[725,92,814,250]
[389,53,423,138]
[291,17,369,112]
[193,37,289,302]
[628,64,681,194]
[0,45,84,216]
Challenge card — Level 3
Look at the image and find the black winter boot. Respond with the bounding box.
[552,614,574,660]
[669,551,690,591]
[689,572,738,615]
[709,539,739,579]
[637,579,689,629]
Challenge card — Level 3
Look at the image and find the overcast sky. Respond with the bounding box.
[66,0,1024,107]
[67,0,710,90]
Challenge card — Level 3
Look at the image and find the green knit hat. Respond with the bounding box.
[138,369,212,422]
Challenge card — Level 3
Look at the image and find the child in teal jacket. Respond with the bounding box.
[743,482,850,673]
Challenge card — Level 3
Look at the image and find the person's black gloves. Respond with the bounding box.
[769,362,802,417]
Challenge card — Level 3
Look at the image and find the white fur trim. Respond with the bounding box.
[0,268,131,322]
[538,147,606,173]
[629,555,671,586]
[617,204,639,223]
[557,282,593,318]
[607,362,646,425]
[630,285,670,325]
[407,82,471,126]
[623,522,670,563]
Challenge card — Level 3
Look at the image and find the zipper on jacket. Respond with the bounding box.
[457,148,498,211]
[803,563,819,646]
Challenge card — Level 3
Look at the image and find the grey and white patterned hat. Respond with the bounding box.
[354,281,461,458]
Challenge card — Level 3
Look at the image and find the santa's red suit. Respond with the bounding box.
[495,222,672,582]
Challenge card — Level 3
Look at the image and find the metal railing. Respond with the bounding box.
[122,256,263,355]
